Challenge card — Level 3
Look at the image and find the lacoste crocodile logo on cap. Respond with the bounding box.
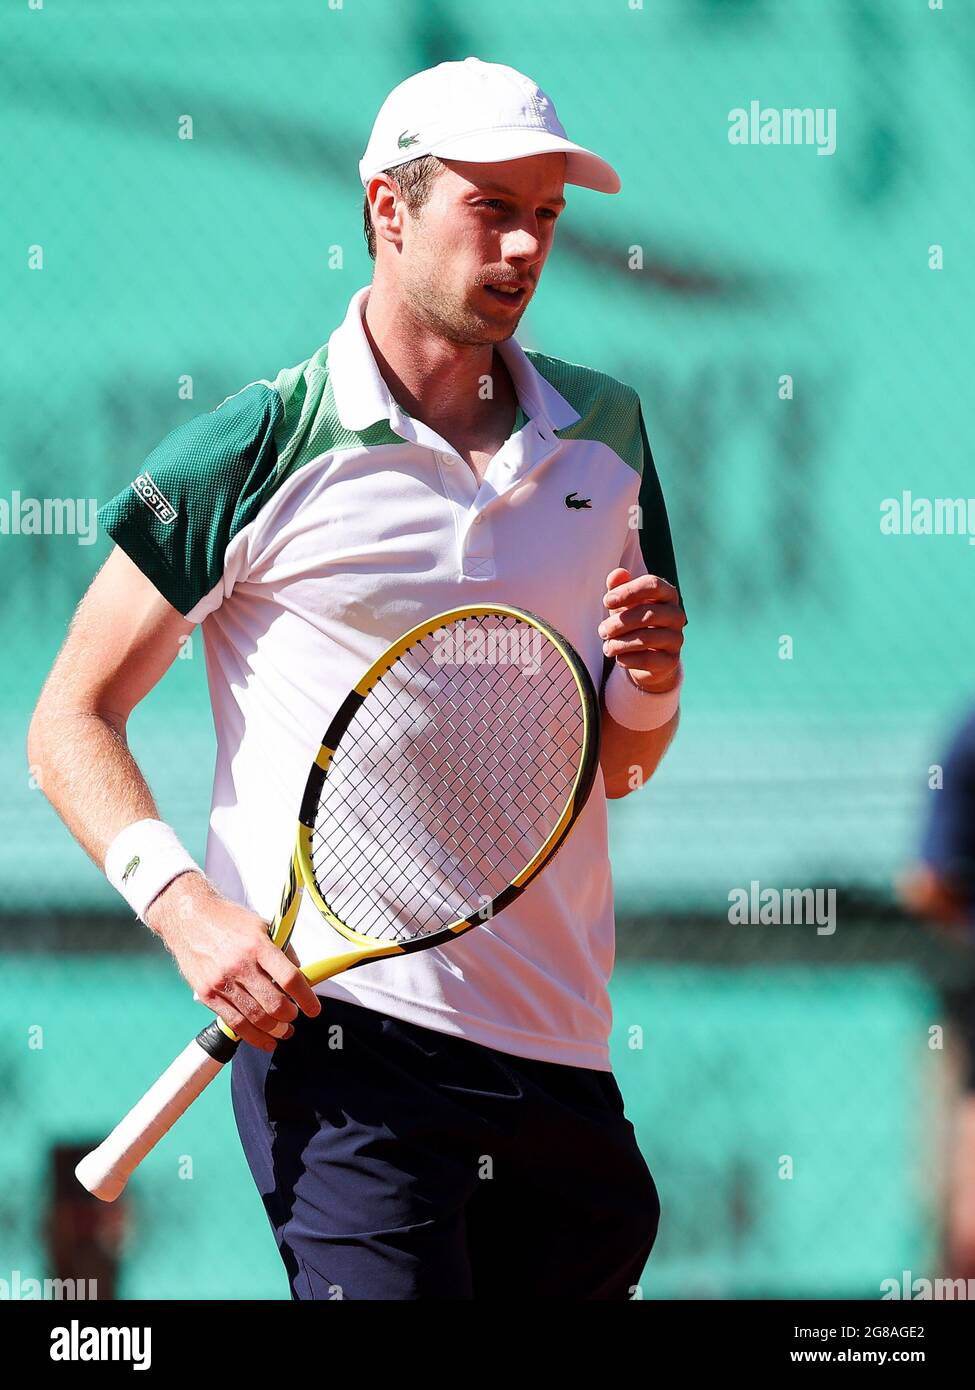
[565,492,592,510]
[359,60,621,195]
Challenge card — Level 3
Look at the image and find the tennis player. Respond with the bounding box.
[28,58,686,1300]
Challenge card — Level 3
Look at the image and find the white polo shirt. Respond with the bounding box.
[100,284,681,1069]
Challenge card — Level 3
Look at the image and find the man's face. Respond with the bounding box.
[392,153,567,346]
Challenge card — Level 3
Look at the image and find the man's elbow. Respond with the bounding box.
[27,682,85,785]
[600,778,631,800]
[26,689,57,786]
[26,707,47,794]
[603,766,648,800]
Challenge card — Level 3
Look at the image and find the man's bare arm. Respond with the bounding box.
[28,546,192,863]
[601,708,680,799]
[27,547,320,1051]
[897,863,971,934]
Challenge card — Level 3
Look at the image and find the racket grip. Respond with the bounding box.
[74,1022,239,1202]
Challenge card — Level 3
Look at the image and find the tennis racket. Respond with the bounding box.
[76,604,600,1201]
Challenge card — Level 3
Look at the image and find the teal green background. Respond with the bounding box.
[2,0,972,1299]
[0,955,944,1299]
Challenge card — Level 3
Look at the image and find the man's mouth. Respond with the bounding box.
[483,283,528,307]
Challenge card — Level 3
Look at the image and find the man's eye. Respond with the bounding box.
[475,200,559,219]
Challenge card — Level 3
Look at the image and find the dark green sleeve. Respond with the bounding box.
[97,382,285,615]
[636,404,686,621]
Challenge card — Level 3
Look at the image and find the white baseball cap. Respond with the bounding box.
[359,56,621,195]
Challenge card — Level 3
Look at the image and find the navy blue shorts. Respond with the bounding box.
[231,997,660,1300]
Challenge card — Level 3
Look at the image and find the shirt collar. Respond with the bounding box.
[326,285,580,435]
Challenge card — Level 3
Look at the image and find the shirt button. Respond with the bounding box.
[438,453,453,466]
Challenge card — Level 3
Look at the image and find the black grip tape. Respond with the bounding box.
[195,1020,240,1064]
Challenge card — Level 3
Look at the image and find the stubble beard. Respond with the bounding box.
[405,265,526,347]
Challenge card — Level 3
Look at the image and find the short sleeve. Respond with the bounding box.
[98,381,285,617]
[618,403,686,619]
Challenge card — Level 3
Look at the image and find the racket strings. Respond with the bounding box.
[340,653,580,848]
[308,616,586,942]
[336,641,581,831]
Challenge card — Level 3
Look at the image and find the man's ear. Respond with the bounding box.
[368,175,404,250]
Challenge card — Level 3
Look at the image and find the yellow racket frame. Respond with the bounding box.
[217,603,599,1039]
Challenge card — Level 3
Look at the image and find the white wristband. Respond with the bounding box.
[104,819,202,921]
[604,660,683,731]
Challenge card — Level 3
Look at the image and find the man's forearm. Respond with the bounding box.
[27,706,161,867]
[599,707,679,799]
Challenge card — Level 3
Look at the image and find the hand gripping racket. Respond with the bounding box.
[76,604,600,1200]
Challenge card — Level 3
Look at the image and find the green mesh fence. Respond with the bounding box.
[2,0,974,1299]
[0,941,955,1299]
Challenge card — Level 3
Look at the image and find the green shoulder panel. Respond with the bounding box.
[524,350,643,475]
[98,350,400,615]
[526,350,685,617]
[98,380,286,614]
[280,349,404,473]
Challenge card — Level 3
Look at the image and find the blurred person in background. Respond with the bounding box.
[899,707,975,1281]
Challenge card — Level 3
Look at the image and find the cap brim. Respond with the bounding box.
[424,128,621,194]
